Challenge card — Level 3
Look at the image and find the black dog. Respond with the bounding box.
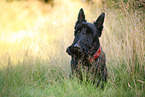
[66,8,107,89]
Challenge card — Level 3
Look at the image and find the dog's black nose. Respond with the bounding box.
[74,43,81,49]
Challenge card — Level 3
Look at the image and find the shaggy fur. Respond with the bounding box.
[66,8,107,89]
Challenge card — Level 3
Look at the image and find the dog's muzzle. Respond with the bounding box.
[66,46,72,55]
[66,43,82,56]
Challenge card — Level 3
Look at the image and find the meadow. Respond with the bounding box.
[0,0,144,97]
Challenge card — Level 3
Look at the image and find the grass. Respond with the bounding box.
[0,0,144,97]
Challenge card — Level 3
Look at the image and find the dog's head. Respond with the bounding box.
[66,8,105,58]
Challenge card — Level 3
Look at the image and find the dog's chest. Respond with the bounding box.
[77,51,105,71]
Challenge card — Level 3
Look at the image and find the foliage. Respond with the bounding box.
[0,0,144,97]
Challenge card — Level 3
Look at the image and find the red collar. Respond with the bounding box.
[89,46,102,62]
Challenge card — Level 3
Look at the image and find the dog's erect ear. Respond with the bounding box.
[77,8,86,23]
[94,12,105,37]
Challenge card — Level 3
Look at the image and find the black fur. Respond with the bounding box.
[66,8,107,89]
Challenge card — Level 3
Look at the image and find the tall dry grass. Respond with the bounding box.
[0,0,144,96]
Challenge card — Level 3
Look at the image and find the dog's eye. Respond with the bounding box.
[87,29,92,36]
[87,32,92,35]
[77,30,81,33]
[75,29,81,36]
[75,29,81,34]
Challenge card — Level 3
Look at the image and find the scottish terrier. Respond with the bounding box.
[66,8,107,89]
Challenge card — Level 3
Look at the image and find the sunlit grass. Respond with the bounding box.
[0,0,144,97]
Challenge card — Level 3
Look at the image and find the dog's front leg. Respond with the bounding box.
[101,64,108,89]
[70,58,78,75]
